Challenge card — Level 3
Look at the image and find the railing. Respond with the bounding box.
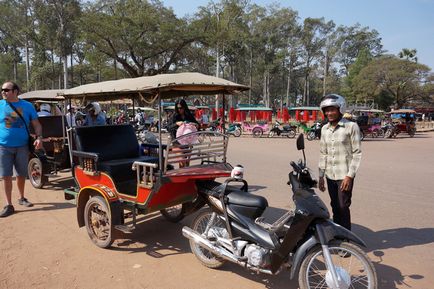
[164,131,228,173]
[132,161,158,188]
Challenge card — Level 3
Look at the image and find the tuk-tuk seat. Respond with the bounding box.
[73,124,159,192]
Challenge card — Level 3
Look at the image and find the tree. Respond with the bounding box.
[353,56,430,108]
[81,0,198,77]
[398,48,417,63]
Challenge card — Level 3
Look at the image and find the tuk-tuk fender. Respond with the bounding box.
[76,186,120,227]
[289,221,366,279]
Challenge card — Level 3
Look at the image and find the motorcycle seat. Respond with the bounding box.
[227,191,268,209]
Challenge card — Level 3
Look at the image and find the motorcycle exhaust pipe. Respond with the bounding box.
[182,226,273,275]
[182,226,240,263]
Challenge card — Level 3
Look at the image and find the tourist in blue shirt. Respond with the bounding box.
[83,102,106,126]
[0,81,43,217]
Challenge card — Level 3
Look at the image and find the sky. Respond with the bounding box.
[162,0,434,70]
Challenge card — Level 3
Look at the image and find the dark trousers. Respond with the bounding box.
[326,178,353,231]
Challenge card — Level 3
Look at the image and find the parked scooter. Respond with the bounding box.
[183,134,377,289]
[268,120,296,138]
[227,123,242,137]
[383,122,399,138]
[307,121,323,141]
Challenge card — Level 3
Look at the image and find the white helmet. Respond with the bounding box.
[40,103,51,112]
[320,94,346,115]
[89,102,101,115]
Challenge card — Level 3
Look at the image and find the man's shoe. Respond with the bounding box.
[0,205,15,217]
[18,198,33,207]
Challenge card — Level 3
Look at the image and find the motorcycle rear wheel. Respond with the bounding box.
[286,129,296,138]
[189,209,226,269]
[233,128,241,137]
[268,131,275,138]
[298,240,377,289]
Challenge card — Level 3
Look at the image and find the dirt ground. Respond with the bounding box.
[1,132,434,289]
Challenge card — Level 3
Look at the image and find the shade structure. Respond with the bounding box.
[229,107,236,122]
[61,72,249,102]
[19,89,65,101]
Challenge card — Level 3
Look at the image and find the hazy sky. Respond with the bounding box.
[162,0,434,70]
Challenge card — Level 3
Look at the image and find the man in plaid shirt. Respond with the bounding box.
[318,94,362,231]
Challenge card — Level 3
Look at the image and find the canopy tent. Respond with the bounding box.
[289,106,322,121]
[19,89,65,101]
[60,72,249,101]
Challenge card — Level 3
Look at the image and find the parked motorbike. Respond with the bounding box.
[268,120,296,138]
[307,121,323,141]
[183,134,377,289]
[227,123,242,137]
[383,122,399,138]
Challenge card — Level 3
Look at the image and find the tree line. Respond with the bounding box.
[1,0,433,110]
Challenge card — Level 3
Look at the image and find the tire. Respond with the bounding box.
[286,129,296,138]
[298,240,377,289]
[189,208,226,269]
[360,130,365,141]
[377,129,385,138]
[268,131,275,138]
[307,131,315,141]
[233,128,241,137]
[84,195,114,248]
[385,129,392,138]
[160,203,186,223]
[408,128,416,137]
[27,157,48,189]
[252,128,263,138]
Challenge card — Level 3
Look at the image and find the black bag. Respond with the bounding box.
[6,101,35,153]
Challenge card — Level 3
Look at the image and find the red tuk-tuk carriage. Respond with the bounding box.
[386,109,417,137]
[61,72,248,248]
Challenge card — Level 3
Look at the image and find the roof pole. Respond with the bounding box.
[157,91,163,178]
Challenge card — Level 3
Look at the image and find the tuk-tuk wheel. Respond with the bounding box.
[84,195,114,248]
[160,204,186,223]
[28,157,48,189]
[252,128,263,138]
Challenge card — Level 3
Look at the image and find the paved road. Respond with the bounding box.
[1,132,433,289]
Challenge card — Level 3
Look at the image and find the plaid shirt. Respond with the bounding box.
[319,118,362,180]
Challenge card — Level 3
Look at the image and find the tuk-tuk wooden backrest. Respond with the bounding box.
[74,124,140,161]
[30,115,67,138]
[164,131,228,173]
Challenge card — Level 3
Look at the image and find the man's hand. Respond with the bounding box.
[33,138,43,150]
[176,121,184,126]
[319,177,326,192]
[340,176,353,192]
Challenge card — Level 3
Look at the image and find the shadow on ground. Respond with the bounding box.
[353,224,433,288]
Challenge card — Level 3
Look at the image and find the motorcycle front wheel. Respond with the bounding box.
[189,209,226,269]
[299,240,377,289]
[233,128,241,137]
[307,131,315,141]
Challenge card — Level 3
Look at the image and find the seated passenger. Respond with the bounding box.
[83,102,106,126]
[37,103,52,117]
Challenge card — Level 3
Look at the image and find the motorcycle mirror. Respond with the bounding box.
[296,134,305,150]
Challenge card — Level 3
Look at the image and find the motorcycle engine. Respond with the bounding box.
[244,244,271,268]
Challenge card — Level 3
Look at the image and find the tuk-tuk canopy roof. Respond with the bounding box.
[387,109,416,114]
[289,106,320,111]
[235,107,272,111]
[60,72,249,101]
[19,89,65,101]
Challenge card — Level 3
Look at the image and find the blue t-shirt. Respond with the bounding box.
[0,99,38,147]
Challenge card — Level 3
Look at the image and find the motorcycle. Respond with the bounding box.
[383,122,399,138]
[268,120,296,138]
[307,121,323,141]
[183,134,377,289]
[227,123,242,137]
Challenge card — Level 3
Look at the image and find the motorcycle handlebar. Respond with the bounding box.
[290,161,302,173]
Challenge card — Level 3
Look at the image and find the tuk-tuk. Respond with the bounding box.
[60,72,248,248]
[19,90,71,188]
[387,109,417,137]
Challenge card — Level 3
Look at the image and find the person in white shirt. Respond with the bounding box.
[65,105,76,127]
